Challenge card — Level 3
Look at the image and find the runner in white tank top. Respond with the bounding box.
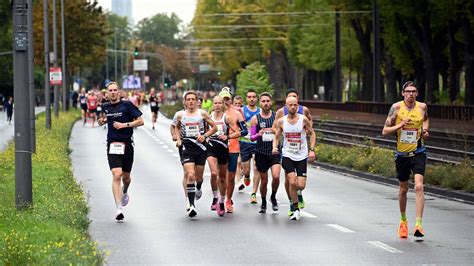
[273,97,316,221]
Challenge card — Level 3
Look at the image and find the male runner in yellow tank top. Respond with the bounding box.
[382,81,429,239]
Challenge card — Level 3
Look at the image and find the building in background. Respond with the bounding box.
[111,0,134,27]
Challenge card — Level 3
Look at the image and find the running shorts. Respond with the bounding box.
[282,156,307,177]
[228,153,239,172]
[395,153,426,182]
[181,143,207,166]
[239,141,256,162]
[207,141,229,165]
[107,142,134,173]
[151,106,159,114]
[81,104,88,112]
[255,152,280,173]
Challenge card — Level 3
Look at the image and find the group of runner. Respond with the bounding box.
[171,87,316,221]
[99,80,428,237]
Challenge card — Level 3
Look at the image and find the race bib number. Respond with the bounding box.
[150,101,157,107]
[80,99,86,104]
[215,123,224,136]
[185,123,199,137]
[286,139,301,153]
[109,142,125,155]
[262,131,274,142]
[400,128,417,144]
[97,106,102,112]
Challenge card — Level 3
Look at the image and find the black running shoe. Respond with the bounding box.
[259,202,267,214]
[271,197,279,211]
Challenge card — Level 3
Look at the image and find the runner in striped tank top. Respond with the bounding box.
[206,95,241,217]
[273,97,316,221]
[250,92,281,214]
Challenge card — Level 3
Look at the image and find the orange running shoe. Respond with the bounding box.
[398,221,408,238]
[225,199,234,213]
[414,224,425,238]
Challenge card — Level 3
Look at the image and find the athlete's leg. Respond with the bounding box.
[111,167,123,207]
[399,181,409,216]
[414,173,425,220]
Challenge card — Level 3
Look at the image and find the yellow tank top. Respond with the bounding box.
[396,101,425,153]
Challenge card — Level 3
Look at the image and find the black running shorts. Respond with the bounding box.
[395,153,426,182]
[282,157,307,177]
[107,142,134,173]
[151,106,159,114]
[255,152,280,173]
[181,143,207,166]
[207,141,229,165]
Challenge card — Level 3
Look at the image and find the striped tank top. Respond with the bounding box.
[255,111,276,156]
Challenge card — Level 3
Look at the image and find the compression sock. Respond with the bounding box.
[187,184,196,206]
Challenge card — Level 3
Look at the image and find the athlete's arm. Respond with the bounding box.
[249,116,261,142]
[304,117,316,161]
[201,110,217,142]
[303,106,313,127]
[174,112,183,147]
[272,118,282,154]
[382,104,407,136]
[421,103,430,139]
[98,116,107,126]
[272,108,283,132]
[226,114,241,140]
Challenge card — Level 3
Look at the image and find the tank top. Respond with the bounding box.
[395,101,425,154]
[87,96,97,109]
[180,110,206,150]
[240,105,260,143]
[227,109,240,153]
[149,95,158,108]
[209,112,228,148]
[79,94,87,105]
[255,111,276,156]
[282,114,308,161]
[283,105,304,115]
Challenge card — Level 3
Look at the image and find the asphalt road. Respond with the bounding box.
[0,106,45,152]
[70,106,474,265]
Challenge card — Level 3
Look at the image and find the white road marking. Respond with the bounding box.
[161,145,168,149]
[300,210,317,218]
[327,224,355,233]
[368,241,403,253]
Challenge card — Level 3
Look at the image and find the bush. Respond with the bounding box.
[235,62,274,99]
[160,101,184,119]
[0,110,104,264]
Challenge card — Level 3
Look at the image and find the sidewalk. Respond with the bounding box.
[0,106,45,152]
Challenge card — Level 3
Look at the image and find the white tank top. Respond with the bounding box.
[282,114,307,161]
[209,112,228,148]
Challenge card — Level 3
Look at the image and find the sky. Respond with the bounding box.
[96,0,197,26]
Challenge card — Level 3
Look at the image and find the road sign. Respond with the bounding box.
[49,67,62,85]
[199,64,210,73]
[134,59,148,71]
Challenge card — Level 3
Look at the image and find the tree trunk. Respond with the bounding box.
[448,19,462,102]
[267,49,287,100]
[351,17,373,101]
[385,53,398,103]
[461,7,474,105]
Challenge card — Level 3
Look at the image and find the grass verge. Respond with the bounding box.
[315,143,474,193]
[0,110,104,264]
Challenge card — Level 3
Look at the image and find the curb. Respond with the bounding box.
[311,161,474,205]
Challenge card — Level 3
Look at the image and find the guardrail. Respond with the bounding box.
[275,100,474,121]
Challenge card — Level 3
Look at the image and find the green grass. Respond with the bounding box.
[315,143,474,192]
[0,110,104,264]
[160,102,184,119]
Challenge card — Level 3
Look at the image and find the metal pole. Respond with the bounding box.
[52,0,58,116]
[13,0,33,208]
[105,43,108,80]
[120,34,124,81]
[335,10,342,102]
[373,0,381,102]
[61,0,67,111]
[114,30,117,81]
[44,0,51,128]
[27,0,35,153]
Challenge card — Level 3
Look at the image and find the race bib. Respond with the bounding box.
[262,131,274,142]
[80,99,86,104]
[286,139,301,153]
[109,142,125,155]
[400,128,417,144]
[215,123,224,136]
[150,102,157,107]
[185,123,199,137]
[97,106,102,112]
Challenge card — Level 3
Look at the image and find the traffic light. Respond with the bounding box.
[164,78,171,88]
[134,47,139,57]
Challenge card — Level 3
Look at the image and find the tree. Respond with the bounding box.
[0,0,13,97]
[236,62,273,99]
[135,13,184,48]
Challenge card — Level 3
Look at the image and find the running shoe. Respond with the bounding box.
[217,202,225,217]
[244,177,251,187]
[288,203,295,217]
[225,199,234,213]
[188,205,197,218]
[259,202,267,214]
[250,193,257,204]
[195,188,202,200]
[115,208,124,221]
[297,193,305,209]
[121,192,129,207]
[414,224,425,238]
[210,198,218,211]
[238,182,245,192]
[152,126,155,130]
[271,197,279,211]
[186,199,191,212]
[398,221,408,238]
[289,209,301,221]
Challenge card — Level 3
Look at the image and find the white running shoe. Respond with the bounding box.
[115,208,124,221]
[121,192,129,207]
[187,205,197,218]
[290,209,300,221]
[195,189,202,200]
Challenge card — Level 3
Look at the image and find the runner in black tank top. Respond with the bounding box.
[249,92,281,214]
